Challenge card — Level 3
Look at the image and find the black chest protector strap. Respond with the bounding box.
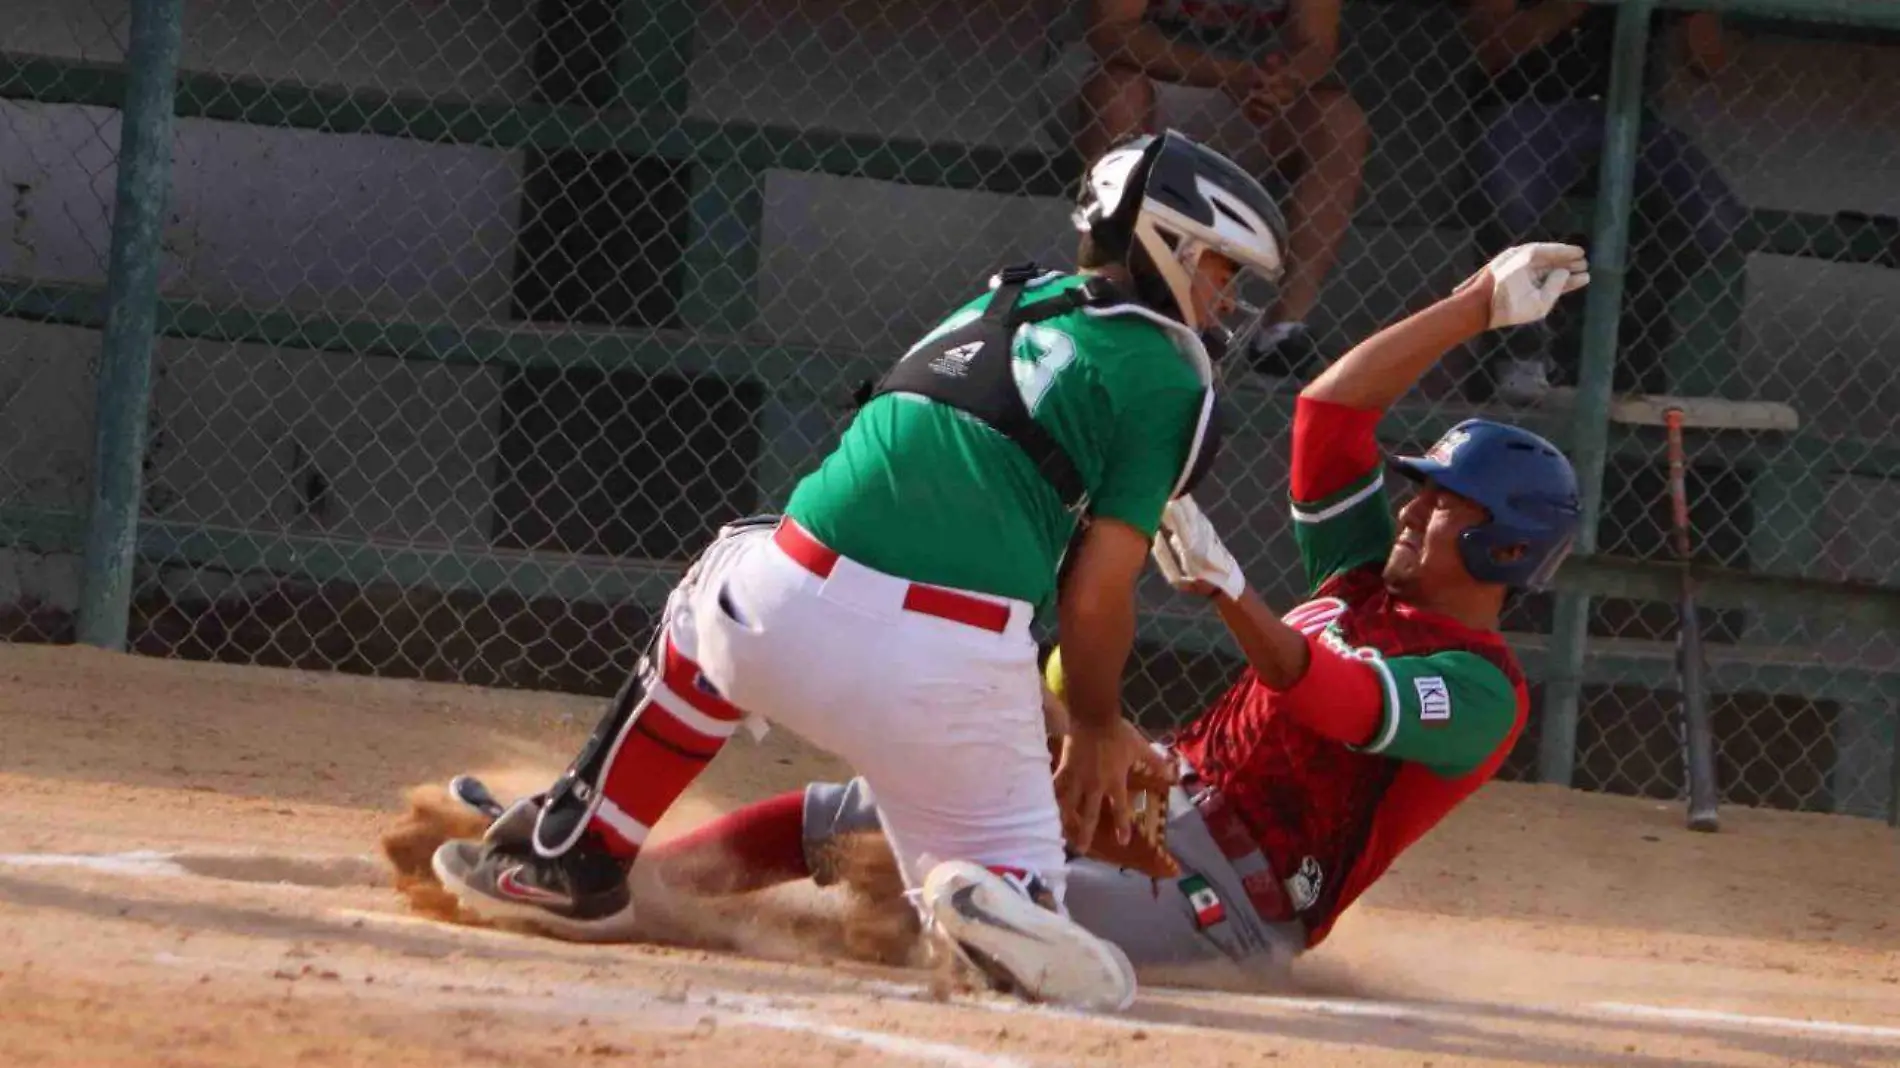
[1175,393,1225,499]
[868,264,1105,508]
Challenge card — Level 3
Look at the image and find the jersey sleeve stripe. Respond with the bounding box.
[1355,654,1403,755]
[1291,471,1384,524]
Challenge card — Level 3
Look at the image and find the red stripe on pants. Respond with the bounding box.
[662,637,746,725]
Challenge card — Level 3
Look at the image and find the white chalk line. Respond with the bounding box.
[0,849,382,878]
[862,969,1900,1047]
[1135,985,1900,1045]
[0,850,192,878]
[150,946,1027,1068]
[790,971,1900,1049]
[2,856,1023,1066]
[328,905,551,947]
[20,850,1900,1049]
[1591,1001,1900,1042]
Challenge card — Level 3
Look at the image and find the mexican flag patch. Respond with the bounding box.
[1180,874,1225,928]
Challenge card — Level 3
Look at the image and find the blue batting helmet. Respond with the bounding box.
[1390,419,1582,590]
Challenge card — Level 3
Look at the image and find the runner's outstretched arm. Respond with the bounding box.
[1304,244,1587,411]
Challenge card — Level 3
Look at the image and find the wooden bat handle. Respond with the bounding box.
[1664,407,1692,561]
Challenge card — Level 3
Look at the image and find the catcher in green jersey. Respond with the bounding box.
[427,130,1292,1011]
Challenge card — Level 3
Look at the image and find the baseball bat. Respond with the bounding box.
[1665,407,1721,832]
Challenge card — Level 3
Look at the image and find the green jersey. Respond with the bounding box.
[786,274,1207,608]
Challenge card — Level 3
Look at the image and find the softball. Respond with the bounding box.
[1043,646,1066,700]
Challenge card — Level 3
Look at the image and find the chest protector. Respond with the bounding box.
[866,263,1226,511]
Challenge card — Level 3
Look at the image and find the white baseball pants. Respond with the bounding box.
[689,520,1069,900]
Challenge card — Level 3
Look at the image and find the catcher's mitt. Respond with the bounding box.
[1072,762,1179,879]
[1042,647,1180,880]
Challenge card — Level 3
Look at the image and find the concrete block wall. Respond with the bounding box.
[1,2,526,610]
[755,172,1078,356]
[145,337,503,550]
[0,318,95,514]
[0,100,524,321]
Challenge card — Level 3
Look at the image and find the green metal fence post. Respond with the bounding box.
[1889,691,1900,828]
[1536,0,1655,786]
[77,0,186,650]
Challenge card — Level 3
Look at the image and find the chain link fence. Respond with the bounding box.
[0,0,1896,822]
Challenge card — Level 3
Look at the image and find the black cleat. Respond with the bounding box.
[431,835,636,942]
[448,774,507,820]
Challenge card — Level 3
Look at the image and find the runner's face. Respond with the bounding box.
[1385,483,1489,596]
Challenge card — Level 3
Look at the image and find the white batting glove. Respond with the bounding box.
[1152,497,1246,601]
[1479,243,1591,329]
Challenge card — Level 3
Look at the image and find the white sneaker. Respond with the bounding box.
[921,860,1137,1013]
[1495,355,1553,405]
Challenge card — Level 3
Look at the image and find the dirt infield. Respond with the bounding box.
[2,644,1897,1067]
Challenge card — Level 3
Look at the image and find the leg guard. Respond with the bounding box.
[533,625,750,860]
[532,519,776,859]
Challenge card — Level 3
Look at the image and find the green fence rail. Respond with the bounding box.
[1,0,1896,823]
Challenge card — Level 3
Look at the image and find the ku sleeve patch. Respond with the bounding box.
[1375,651,1521,776]
[1413,675,1452,725]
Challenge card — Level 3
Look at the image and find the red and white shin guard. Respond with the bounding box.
[531,633,748,862]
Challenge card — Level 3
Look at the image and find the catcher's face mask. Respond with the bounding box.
[1184,248,1273,357]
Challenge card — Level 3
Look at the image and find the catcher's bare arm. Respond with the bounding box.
[1056,517,1147,734]
[1056,516,1176,851]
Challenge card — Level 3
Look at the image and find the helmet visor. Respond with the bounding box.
[1188,247,1277,355]
[1522,530,1575,590]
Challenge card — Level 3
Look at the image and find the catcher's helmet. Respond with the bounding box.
[1390,419,1582,590]
[1072,130,1287,351]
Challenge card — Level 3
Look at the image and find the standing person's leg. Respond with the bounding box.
[1623,115,1748,395]
[1637,114,1746,263]
[1246,85,1369,375]
[1077,60,1158,166]
[690,522,1137,1009]
[1470,99,1603,404]
[1135,76,1366,377]
[440,520,1135,1007]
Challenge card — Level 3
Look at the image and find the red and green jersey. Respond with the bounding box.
[1171,397,1530,947]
